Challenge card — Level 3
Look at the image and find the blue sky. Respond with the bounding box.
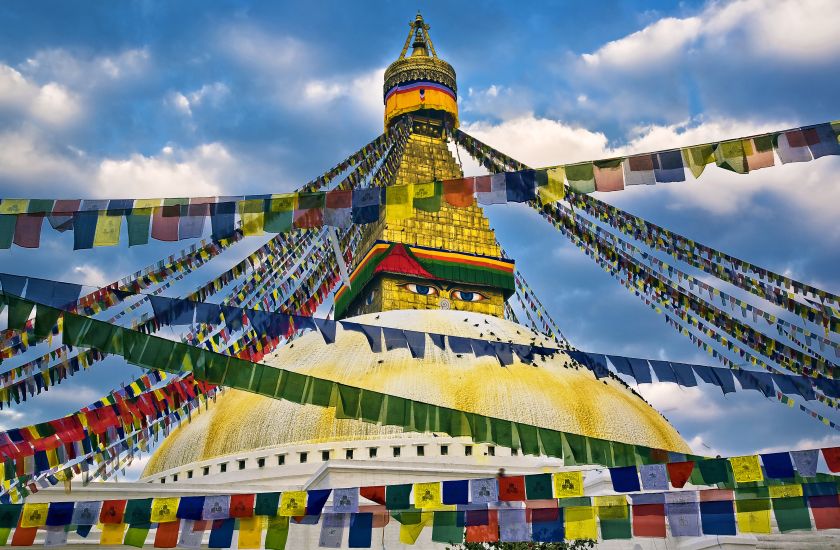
[0,0,839,477]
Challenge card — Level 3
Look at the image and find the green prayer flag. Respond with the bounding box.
[386,484,412,510]
[772,497,812,532]
[279,371,306,403]
[265,516,289,550]
[335,384,361,419]
[359,389,384,423]
[124,499,152,525]
[413,181,442,213]
[697,458,729,484]
[123,524,150,548]
[264,195,295,233]
[715,140,749,174]
[682,144,715,178]
[0,215,14,250]
[599,516,631,539]
[6,296,34,330]
[564,163,595,193]
[539,428,563,458]
[558,497,591,508]
[0,527,11,546]
[255,493,281,516]
[562,433,590,466]
[516,423,540,456]
[524,474,553,500]
[383,395,408,426]
[491,418,513,448]
[126,200,159,247]
[306,376,333,407]
[33,305,61,341]
[0,505,21,528]
[431,511,464,544]
[588,438,613,467]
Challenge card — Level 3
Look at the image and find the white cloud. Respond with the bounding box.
[0,64,80,125]
[220,25,309,73]
[582,17,702,68]
[66,264,112,288]
[20,48,150,89]
[94,143,236,198]
[0,127,88,186]
[580,0,840,71]
[297,67,384,119]
[166,82,231,117]
[635,382,726,421]
[758,433,840,454]
[0,409,25,432]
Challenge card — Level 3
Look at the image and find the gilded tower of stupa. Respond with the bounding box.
[142,14,688,484]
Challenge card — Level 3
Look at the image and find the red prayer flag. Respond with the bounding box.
[154,518,180,548]
[465,509,498,543]
[99,500,127,523]
[151,205,180,241]
[230,494,255,518]
[293,192,325,229]
[325,189,352,209]
[498,475,526,501]
[632,503,666,537]
[666,461,695,488]
[10,526,37,546]
[13,213,45,248]
[810,495,840,530]
[473,175,492,193]
[822,447,840,472]
[443,178,475,207]
[527,507,560,523]
[360,486,386,505]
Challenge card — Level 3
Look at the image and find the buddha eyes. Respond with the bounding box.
[402,283,438,296]
[400,284,487,302]
[451,290,487,302]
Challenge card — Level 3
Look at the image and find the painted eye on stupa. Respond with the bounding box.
[451,290,487,302]
[400,283,438,296]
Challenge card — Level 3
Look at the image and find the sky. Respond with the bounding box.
[0,0,839,479]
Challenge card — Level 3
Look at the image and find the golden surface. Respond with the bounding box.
[143,310,690,477]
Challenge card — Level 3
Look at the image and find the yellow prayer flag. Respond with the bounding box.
[398,511,433,545]
[553,471,584,498]
[769,484,803,498]
[238,516,265,548]
[238,199,265,236]
[594,495,628,519]
[413,482,442,509]
[100,522,127,545]
[681,145,715,179]
[385,184,413,221]
[735,499,772,534]
[151,497,179,522]
[729,455,764,483]
[0,199,29,214]
[278,491,307,516]
[20,502,49,527]
[539,166,566,203]
[564,506,597,540]
[93,211,123,247]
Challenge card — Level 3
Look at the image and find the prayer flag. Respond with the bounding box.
[431,510,464,544]
[180,197,212,239]
[413,181,442,212]
[505,169,537,202]
[735,496,771,534]
[809,494,840,529]
[71,501,100,525]
[761,452,795,479]
[210,198,238,240]
[665,491,701,536]
[73,199,107,249]
[208,518,235,548]
[553,471,584,498]
[231,516,261,549]
[10,526,36,547]
[538,167,565,203]
[13,211,45,248]
[714,139,750,173]
[822,447,840,472]
[333,488,359,513]
[100,523,128,545]
[319,513,345,548]
[152,199,186,241]
[230,494,255,518]
[609,466,641,492]
[44,525,68,547]
[498,475,526,501]
[564,506,596,540]
[477,174,506,205]
[45,502,73,526]
[177,520,205,549]
[699,492,736,535]
[239,198,265,236]
[100,500,127,523]
[293,192,325,229]
[565,163,595,193]
[264,194,295,233]
[348,513,372,548]
[593,159,624,192]
[443,178,474,207]
[126,198,160,246]
[279,491,307,516]
[385,184,413,221]
[776,130,813,164]
[202,495,230,520]
[154,519,180,548]
[385,484,412,510]
[524,474,553,500]
[631,500,666,538]
[93,200,130,247]
[807,123,840,158]
[414,482,442,508]
[746,135,776,170]
[696,458,729,484]
[791,449,819,477]
[770,489,811,533]
[48,199,80,232]
[398,510,433,545]
[264,516,289,550]
[595,495,631,540]
[729,455,763,482]
[151,498,179,523]
[442,480,469,505]
[20,503,48,527]
[177,497,205,520]
[351,188,381,224]
[470,478,498,504]
[623,154,655,185]
[639,463,668,490]
[465,509,498,543]
[325,189,352,228]
[682,144,715,178]
[531,507,564,542]
[666,461,695,488]
[498,508,529,542]
[654,150,686,182]
[306,489,331,516]
[359,486,385,506]
[124,499,152,525]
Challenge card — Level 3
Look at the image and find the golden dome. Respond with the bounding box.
[143,310,689,477]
